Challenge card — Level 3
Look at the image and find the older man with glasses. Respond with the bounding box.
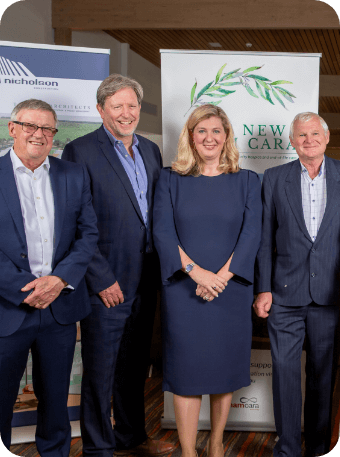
[0,99,98,456]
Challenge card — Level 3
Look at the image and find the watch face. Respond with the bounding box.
[185,264,193,273]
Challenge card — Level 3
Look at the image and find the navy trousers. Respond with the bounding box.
[0,305,76,456]
[80,255,158,457]
[268,302,339,457]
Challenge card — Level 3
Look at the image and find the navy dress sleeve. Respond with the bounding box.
[153,168,183,285]
[229,170,263,285]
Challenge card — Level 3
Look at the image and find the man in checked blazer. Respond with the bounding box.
[254,112,340,457]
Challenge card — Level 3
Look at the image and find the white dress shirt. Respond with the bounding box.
[300,159,327,242]
[10,148,55,278]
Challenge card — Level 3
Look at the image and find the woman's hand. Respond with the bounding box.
[189,266,228,297]
[196,285,215,301]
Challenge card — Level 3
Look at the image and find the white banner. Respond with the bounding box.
[162,349,306,431]
[160,50,319,430]
[160,50,320,179]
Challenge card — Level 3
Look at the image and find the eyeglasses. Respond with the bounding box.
[12,121,58,137]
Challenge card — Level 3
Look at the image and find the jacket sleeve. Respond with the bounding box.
[52,164,99,290]
[229,170,263,285]
[254,170,276,293]
[0,250,36,306]
[62,142,117,294]
[153,168,183,285]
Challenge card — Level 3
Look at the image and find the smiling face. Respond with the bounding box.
[97,87,141,144]
[192,116,227,165]
[8,109,55,170]
[290,116,329,165]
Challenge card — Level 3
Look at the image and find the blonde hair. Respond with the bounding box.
[172,104,240,176]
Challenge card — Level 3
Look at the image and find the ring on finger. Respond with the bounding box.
[203,296,208,300]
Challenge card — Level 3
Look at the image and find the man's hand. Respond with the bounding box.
[99,281,124,308]
[253,292,273,318]
[22,276,67,309]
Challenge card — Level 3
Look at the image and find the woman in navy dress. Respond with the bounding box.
[153,104,262,457]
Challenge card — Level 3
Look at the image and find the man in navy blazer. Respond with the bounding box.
[62,74,174,457]
[0,99,98,455]
[254,112,340,457]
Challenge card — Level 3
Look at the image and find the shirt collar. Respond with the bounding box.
[103,125,139,149]
[300,159,325,178]
[10,148,50,172]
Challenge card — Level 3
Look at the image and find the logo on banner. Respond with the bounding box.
[0,56,58,88]
[186,63,296,115]
[231,396,260,410]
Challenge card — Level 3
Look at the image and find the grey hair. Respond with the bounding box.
[11,99,58,127]
[289,112,328,138]
[96,74,143,108]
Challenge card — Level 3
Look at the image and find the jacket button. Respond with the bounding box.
[140,250,144,254]
[20,253,27,258]
[311,248,315,253]
[311,273,316,277]
[140,226,145,231]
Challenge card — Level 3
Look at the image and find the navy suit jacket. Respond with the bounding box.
[62,126,163,304]
[255,155,340,306]
[0,152,98,337]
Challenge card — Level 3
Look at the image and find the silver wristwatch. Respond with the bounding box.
[184,262,196,274]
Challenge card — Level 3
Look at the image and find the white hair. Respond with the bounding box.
[289,112,328,138]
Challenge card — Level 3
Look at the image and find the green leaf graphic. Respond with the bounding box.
[187,63,296,113]
[243,65,263,73]
[255,80,267,100]
[275,87,296,98]
[216,88,237,95]
[221,68,241,80]
[275,88,294,103]
[246,75,271,81]
[190,79,197,105]
[257,79,271,90]
[272,89,286,109]
[206,93,224,98]
[205,85,221,93]
[215,63,227,83]
[264,88,275,105]
[270,80,293,85]
[244,83,258,98]
[220,81,242,86]
[196,81,214,100]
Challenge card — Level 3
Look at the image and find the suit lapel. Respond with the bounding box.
[315,156,340,243]
[49,158,66,256]
[0,152,27,247]
[97,127,144,223]
[284,159,312,242]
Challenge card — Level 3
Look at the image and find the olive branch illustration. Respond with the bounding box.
[185,63,296,115]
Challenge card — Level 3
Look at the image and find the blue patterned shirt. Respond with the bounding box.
[300,159,327,242]
[104,126,151,248]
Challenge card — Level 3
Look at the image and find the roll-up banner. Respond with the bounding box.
[160,50,320,430]
[0,40,109,157]
[160,50,321,179]
[0,40,109,441]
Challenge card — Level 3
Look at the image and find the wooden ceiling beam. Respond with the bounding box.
[52,0,339,30]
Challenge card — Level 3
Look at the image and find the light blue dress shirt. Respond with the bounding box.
[300,159,327,242]
[103,127,152,250]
